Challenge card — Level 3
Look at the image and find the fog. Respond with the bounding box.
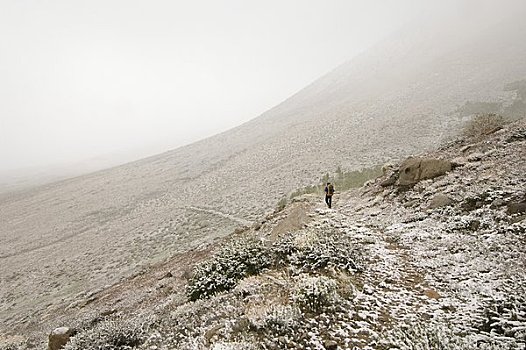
[0,0,523,179]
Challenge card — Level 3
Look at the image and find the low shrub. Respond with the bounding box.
[463,113,506,138]
[273,230,363,273]
[64,316,152,350]
[0,342,23,350]
[187,237,272,301]
[382,323,519,350]
[210,342,258,350]
[247,303,301,335]
[291,275,338,313]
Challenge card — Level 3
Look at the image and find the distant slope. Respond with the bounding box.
[1,8,526,337]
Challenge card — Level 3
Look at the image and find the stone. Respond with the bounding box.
[424,289,441,299]
[507,202,526,215]
[380,172,398,187]
[462,197,484,212]
[469,220,481,231]
[204,324,223,343]
[510,215,525,224]
[158,271,173,280]
[467,152,484,162]
[403,199,419,208]
[232,317,250,332]
[428,194,454,209]
[451,157,467,168]
[398,157,452,186]
[48,327,74,350]
[324,340,338,350]
[490,199,506,209]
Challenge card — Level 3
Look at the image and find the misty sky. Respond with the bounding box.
[0,0,512,174]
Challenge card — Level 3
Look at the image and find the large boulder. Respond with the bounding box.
[398,157,452,186]
[48,327,74,350]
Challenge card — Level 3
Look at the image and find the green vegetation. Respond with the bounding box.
[186,236,273,301]
[457,80,526,121]
[291,275,339,313]
[187,228,362,302]
[284,165,383,204]
[64,316,152,350]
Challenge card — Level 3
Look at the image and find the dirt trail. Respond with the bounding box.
[186,206,254,227]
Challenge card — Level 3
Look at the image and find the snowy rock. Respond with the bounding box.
[398,157,452,186]
[48,327,74,350]
[324,340,338,349]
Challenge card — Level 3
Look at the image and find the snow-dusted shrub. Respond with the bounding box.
[187,237,272,300]
[478,296,526,343]
[0,342,23,350]
[233,276,263,298]
[291,275,338,313]
[247,304,301,335]
[463,113,506,138]
[273,230,363,273]
[64,316,152,350]
[382,323,520,350]
[210,341,258,350]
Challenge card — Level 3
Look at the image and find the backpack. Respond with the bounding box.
[328,184,334,195]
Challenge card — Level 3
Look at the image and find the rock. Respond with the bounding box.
[380,174,397,187]
[403,199,419,208]
[451,157,467,168]
[324,340,338,350]
[158,271,173,280]
[507,202,526,215]
[428,194,454,209]
[382,163,395,175]
[467,152,484,162]
[469,220,481,231]
[232,317,250,332]
[462,197,484,212]
[48,327,74,350]
[204,324,223,343]
[398,157,452,186]
[509,215,525,224]
[490,199,506,209]
[424,289,441,299]
[100,308,117,317]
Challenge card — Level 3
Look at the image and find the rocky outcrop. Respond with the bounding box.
[398,157,452,186]
[48,327,74,350]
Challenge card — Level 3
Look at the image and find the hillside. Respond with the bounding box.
[5,117,524,349]
[1,8,526,347]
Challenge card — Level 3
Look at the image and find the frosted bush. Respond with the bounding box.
[291,275,338,313]
[463,113,506,138]
[64,316,152,350]
[0,342,23,350]
[247,303,301,336]
[273,230,363,273]
[383,323,521,350]
[210,341,258,350]
[187,236,272,300]
[233,276,263,298]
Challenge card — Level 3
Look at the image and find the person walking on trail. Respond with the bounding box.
[324,182,335,208]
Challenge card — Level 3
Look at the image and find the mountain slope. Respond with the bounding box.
[12,118,525,350]
[1,9,526,342]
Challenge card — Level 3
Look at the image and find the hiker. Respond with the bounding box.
[324,182,335,208]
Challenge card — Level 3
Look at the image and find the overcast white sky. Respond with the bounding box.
[0,0,507,173]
